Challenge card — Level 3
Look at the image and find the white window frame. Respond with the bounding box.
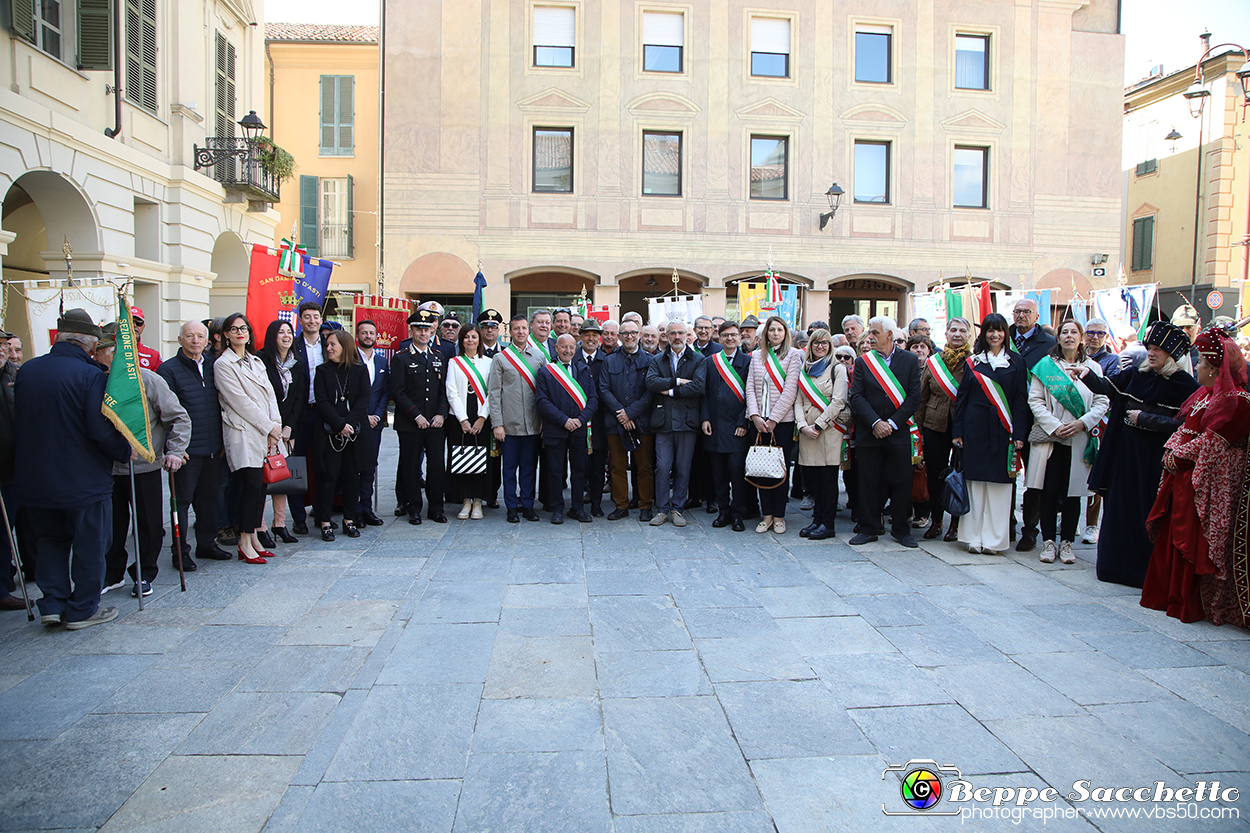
[641,9,685,74]
[319,177,351,259]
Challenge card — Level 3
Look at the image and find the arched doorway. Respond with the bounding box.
[505,268,598,318]
[209,231,250,318]
[828,274,912,330]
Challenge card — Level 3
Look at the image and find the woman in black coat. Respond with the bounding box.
[313,330,370,542]
[258,319,309,544]
[952,313,1029,554]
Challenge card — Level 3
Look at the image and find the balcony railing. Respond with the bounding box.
[193,137,280,202]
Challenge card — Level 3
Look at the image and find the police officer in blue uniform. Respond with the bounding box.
[390,309,449,524]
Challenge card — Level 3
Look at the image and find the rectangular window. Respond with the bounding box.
[954,34,988,90]
[35,0,63,59]
[1136,121,1158,176]
[953,146,988,208]
[124,0,157,112]
[855,26,892,84]
[320,75,355,156]
[750,135,788,200]
[642,11,683,73]
[853,140,890,204]
[533,5,575,67]
[642,131,681,196]
[1131,216,1154,271]
[750,17,790,78]
[319,176,353,258]
[533,127,573,192]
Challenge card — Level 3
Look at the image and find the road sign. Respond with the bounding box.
[1091,267,1106,278]
[1206,290,1223,310]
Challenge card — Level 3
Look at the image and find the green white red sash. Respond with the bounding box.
[452,356,487,406]
[712,352,745,402]
[798,368,830,409]
[535,340,552,361]
[864,350,922,461]
[968,360,1019,472]
[503,344,538,391]
[546,362,587,410]
[926,354,960,401]
[764,347,786,394]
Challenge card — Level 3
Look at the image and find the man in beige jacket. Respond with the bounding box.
[488,314,548,522]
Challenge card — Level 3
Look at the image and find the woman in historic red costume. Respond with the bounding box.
[1141,327,1250,626]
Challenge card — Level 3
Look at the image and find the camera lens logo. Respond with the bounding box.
[901,768,943,810]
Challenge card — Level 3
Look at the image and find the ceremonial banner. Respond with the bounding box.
[245,244,290,346]
[586,304,610,324]
[647,294,703,328]
[1093,284,1157,346]
[102,290,155,463]
[24,283,114,357]
[739,282,798,328]
[472,271,487,322]
[352,294,414,360]
[997,290,1054,326]
[296,257,334,308]
[913,292,943,346]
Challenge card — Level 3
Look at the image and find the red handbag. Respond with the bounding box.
[262,453,291,485]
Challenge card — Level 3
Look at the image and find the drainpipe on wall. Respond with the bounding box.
[266,40,275,140]
[104,0,122,138]
[378,0,386,294]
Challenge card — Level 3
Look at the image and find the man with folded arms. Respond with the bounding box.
[645,320,707,527]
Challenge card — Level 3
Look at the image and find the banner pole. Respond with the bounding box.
[128,461,144,610]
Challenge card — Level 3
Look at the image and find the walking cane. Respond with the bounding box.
[0,495,33,621]
[169,471,186,592]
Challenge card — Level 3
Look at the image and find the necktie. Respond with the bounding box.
[1014,332,1025,351]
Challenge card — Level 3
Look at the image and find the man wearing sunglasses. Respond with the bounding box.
[1083,318,1119,376]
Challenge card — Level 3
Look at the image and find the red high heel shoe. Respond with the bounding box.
[237,547,267,564]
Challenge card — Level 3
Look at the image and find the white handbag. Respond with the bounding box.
[745,434,787,486]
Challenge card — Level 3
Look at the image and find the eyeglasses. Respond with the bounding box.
[621,330,640,337]
[1084,330,1107,338]
[836,355,853,361]
[227,325,249,334]
[894,338,906,345]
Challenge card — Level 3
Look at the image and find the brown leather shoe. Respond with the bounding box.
[0,595,26,610]
[943,520,960,542]
[923,521,942,540]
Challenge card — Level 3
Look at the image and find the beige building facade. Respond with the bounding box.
[264,23,380,322]
[1122,48,1250,324]
[383,0,1125,326]
[0,0,282,356]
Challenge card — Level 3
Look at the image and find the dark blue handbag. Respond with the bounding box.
[942,451,971,517]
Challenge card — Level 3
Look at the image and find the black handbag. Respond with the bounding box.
[265,455,308,495]
[448,433,488,475]
[941,450,971,517]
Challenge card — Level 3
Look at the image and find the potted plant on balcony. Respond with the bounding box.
[251,135,295,182]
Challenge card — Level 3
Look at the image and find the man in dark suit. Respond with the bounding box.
[355,320,390,526]
[687,315,724,513]
[535,334,598,524]
[289,301,325,533]
[701,320,752,531]
[645,320,707,528]
[599,318,654,521]
[575,319,608,516]
[848,316,922,548]
[390,309,449,525]
[1007,298,1058,551]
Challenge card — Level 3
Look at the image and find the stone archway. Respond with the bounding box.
[827,273,913,330]
[209,231,250,318]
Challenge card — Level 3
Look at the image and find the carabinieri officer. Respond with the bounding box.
[390,308,449,524]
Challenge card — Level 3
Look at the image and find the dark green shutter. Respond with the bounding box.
[319,76,354,155]
[300,175,319,257]
[339,76,354,154]
[124,0,157,112]
[10,0,35,42]
[77,0,113,70]
[345,174,354,258]
[319,76,335,153]
[1131,217,1154,271]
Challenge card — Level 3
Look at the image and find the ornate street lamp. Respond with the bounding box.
[193,111,268,171]
[819,183,844,231]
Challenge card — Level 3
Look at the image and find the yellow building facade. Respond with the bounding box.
[264,23,379,321]
[1123,49,1250,323]
[382,0,1125,327]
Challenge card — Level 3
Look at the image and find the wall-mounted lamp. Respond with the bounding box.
[1164,127,1182,154]
[819,183,844,231]
[1091,253,1109,265]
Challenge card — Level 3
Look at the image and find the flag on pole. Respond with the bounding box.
[102,289,155,463]
[761,270,783,311]
[976,282,994,322]
[472,270,487,322]
[246,244,291,342]
[297,258,334,308]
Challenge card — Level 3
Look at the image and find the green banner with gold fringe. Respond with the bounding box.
[102,289,155,462]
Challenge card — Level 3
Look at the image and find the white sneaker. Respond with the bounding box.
[967,544,982,554]
[1039,540,1057,564]
[1059,541,1077,564]
[101,579,125,595]
[1081,525,1100,544]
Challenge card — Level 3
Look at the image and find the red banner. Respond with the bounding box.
[353,294,414,360]
[245,244,292,347]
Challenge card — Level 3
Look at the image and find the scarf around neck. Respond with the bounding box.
[941,341,972,370]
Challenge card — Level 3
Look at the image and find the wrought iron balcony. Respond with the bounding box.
[193,137,280,203]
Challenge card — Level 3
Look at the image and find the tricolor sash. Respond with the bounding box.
[453,356,487,407]
[864,350,922,461]
[503,344,538,391]
[712,352,745,402]
[764,347,787,394]
[798,368,830,410]
[546,362,588,410]
[968,361,1018,471]
[535,340,552,361]
[926,354,960,401]
[1031,356,1101,465]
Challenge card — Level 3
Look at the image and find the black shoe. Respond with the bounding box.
[809,525,835,540]
[705,501,718,515]
[683,498,702,510]
[394,504,407,517]
[712,515,731,528]
[590,505,604,517]
[293,521,309,535]
[944,521,960,543]
[321,526,335,542]
[257,530,277,550]
[923,523,943,541]
[131,581,153,597]
[272,526,299,544]
[608,508,630,521]
[848,532,878,545]
[173,555,197,572]
[639,509,653,523]
[731,519,745,532]
[799,523,818,538]
[891,531,919,549]
[329,520,339,530]
[522,508,540,522]
[408,513,423,526]
[360,510,384,527]
[344,523,361,538]
[568,509,592,523]
[1016,536,1036,553]
[486,500,500,510]
[507,508,520,523]
[551,511,564,525]
[429,513,448,524]
[216,525,239,546]
[196,546,232,561]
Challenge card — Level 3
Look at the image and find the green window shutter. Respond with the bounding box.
[1131,219,1143,271]
[345,174,354,258]
[10,0,35,43]
[1140,216,1154,270]
[77,0,113,70]
[339,76,354,154]
[300,175,320,257]
[320,76,336,153]
[123,0,157,112]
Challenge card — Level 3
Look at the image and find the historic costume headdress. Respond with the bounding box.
[1143,321,1190,361]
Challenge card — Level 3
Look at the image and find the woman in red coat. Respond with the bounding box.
[1142,327,1250,626]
